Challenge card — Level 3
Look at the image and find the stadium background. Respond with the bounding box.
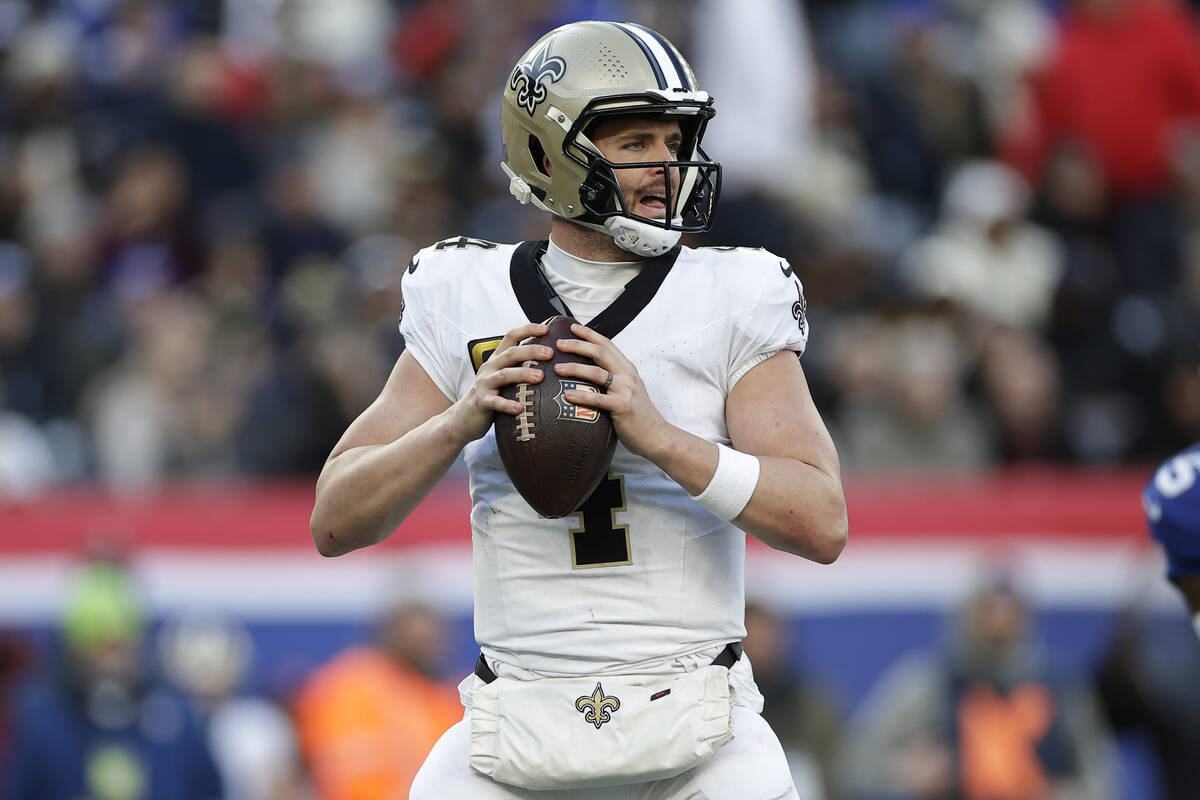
[2,0,1200,798]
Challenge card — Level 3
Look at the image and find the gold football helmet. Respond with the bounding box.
[500,21,721,257]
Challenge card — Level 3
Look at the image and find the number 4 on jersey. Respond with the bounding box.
[570,473,630,569]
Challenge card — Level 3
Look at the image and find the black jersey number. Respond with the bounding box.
[570,473,631,569]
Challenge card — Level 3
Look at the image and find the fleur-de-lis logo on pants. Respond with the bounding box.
[510,43,566,116]
[575,682,620,729]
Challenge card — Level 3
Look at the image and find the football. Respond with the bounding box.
[494,315,617,518]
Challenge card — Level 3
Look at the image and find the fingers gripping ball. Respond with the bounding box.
[494,316,617,518]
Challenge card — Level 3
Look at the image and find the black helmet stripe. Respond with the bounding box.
[610,22,668,90]
[627,23,692,90]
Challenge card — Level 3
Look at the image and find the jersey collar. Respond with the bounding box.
[509,240,680,338]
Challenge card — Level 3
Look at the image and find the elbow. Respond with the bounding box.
[808,515,848,564]
[310,500,388,557]
[311,523,347,558]
[802,494,849,565]
[312,528,348,558]
[310,504,352,558]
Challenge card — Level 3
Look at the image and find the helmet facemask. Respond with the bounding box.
[565,100,722,240]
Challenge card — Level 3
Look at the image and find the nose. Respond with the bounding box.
[648,138,674,166]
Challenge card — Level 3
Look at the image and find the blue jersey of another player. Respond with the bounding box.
[1144,443,1200,580]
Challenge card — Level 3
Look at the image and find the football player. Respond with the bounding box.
[310,20,847,799]
[1144,443,1200,638]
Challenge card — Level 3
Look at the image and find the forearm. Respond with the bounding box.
[646,426,848,563]
[310,411,468,557]
[734,454,847,562]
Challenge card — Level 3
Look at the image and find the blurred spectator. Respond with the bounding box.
[233,258,362,476]
[96,145,198,288]
[160,612,310,800]
[85,290,231,487]
[693,0,815,200]
[743,602,843,800]
[2,559,223,800]
[833,6,990,218]
[785,62,874,257]
[1161,345,1200,446]
[0,407,56,495]
[0,633,31,786]
[951,0,1056,139]
[293,600,462,800]
[0,241,60,493]
[258,161,349,284]
[0,242,51,420]
[691,0,818,263]
[155,37,260,215]
[1002,0,1200,207]
[305,98,407,236]
[1033,143,1126,433]
[978,326,1068,463]
[840,569,1116,800]
[898,160,1063,333]
[830,307,993,473]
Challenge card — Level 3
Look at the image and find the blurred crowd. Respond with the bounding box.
[0,0,1198,495]
[4,558,1200,800]
[5,2,1200,798]
[0,558,461,800]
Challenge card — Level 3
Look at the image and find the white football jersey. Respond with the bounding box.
[399,238,809,674]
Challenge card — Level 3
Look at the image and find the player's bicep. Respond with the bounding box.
[726,350,839,478]
[326,350,453,462]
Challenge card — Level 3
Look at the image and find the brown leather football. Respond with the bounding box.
[494,315,617,518]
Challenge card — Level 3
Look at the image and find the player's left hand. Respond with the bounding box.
[554,323,669,459]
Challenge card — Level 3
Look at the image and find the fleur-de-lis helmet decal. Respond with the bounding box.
[575,682,621,729]
[510,42,566,116]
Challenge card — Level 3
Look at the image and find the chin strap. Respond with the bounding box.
[603,215,682,258]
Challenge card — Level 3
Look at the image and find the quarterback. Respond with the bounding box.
[1144,443,1200,639]
[310,20,847,799]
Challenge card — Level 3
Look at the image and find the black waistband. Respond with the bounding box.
[474,642,743,685]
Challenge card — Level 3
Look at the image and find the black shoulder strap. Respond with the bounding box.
[508,240,681,337]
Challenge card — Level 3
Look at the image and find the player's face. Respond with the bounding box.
[589,117,684,220]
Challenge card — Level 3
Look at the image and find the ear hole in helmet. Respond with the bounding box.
[528,135,550,177]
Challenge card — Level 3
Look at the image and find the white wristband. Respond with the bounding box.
[1193,612,1200,643]
[690,444,760,521]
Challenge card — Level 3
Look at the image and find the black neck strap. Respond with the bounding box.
[509,240,680,338]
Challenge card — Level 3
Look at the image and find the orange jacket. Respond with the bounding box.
[294,648,462,800]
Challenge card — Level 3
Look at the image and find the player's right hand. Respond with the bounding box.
[448,322,552,442]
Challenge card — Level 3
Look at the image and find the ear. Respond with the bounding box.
[542,154,553,176]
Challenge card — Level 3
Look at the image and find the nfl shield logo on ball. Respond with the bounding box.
[555,381,599,423]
